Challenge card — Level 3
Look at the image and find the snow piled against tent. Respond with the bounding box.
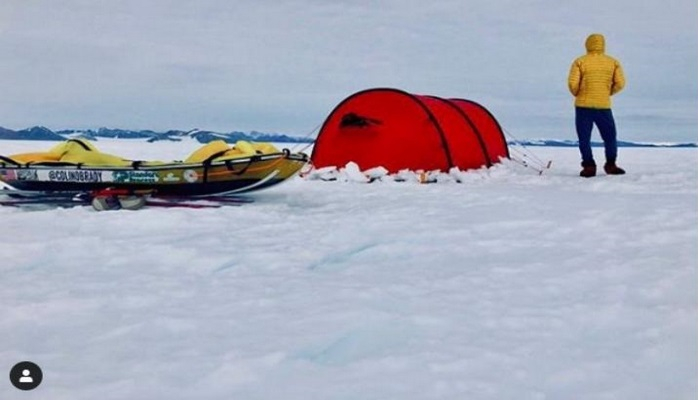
[304,161,514,183]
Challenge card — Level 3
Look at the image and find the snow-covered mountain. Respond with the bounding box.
[509,139,697,148]
[0,126,315,144]
[0,126,65,141]
[1,126,695,147]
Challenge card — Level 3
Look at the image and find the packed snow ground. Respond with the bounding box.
[1,139,696,400]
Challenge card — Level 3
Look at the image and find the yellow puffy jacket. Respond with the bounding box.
[568,34,625,109]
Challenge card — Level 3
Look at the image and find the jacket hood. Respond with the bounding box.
[585,33,605,53]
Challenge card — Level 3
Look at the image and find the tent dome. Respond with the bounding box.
[311,88,509,173]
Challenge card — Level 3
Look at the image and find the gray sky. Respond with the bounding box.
[1,0,696,141]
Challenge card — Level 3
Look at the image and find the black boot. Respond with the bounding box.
[580,161,596,178]
[604,161,626,175]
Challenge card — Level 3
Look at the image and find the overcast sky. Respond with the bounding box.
[1,0,696,141]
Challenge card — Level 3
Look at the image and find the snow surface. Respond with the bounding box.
[1,139,696,400]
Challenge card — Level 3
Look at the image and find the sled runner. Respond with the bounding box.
[0,187,254,211]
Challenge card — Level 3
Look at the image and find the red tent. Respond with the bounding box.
[311,88,509,173]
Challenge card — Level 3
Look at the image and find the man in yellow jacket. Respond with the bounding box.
[568,33,626,177]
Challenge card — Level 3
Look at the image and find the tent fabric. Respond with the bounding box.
[311,88,509,173]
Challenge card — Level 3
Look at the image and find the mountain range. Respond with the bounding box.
[0,126,695,148]
[0,126,315,144]
[507,139,697,148]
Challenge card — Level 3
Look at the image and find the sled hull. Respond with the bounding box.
[0,153,308,196]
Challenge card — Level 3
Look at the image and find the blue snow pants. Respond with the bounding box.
[575,107,618,166]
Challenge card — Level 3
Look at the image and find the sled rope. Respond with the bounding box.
[289,123,321,154]
[206,154,287,178]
